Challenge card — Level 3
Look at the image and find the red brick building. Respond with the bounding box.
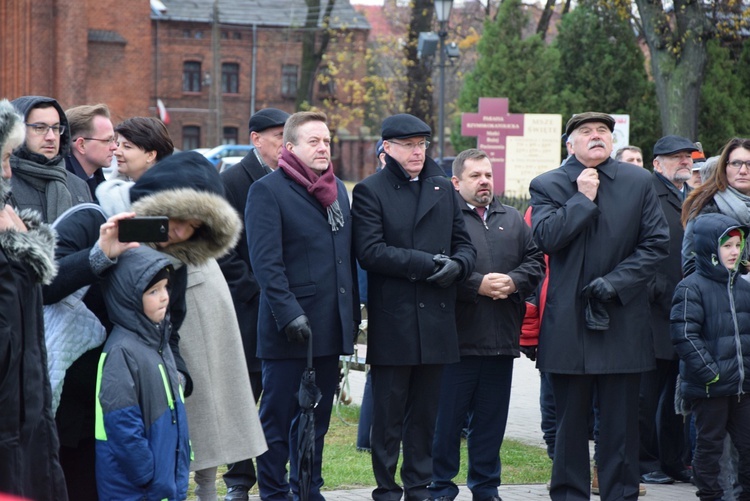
[1,0,370,174]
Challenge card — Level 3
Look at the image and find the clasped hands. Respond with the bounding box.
[478,273,516,300]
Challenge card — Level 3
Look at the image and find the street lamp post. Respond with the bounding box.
[435,0,453,165]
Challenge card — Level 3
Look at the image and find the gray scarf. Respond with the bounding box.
[714,187,750,225]
[11,153,72,222]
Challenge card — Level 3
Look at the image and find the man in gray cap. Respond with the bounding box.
[530,112,669,500]
[352,113,476,501]
[638,135,698,487]
[218,107,290,501]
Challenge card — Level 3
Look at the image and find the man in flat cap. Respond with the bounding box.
[638,135,698,488]
[529,112,669,500]
[351,113,476,501]
[218,107,290,501]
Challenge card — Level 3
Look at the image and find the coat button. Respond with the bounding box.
[419,302,425,308]
[410,274,417,281]
[440,302,445,308]
[339,287,346,294]
[337,258,343,264]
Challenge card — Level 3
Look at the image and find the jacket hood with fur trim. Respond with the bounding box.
[131,187,240,266]
[0,207,58,284]
[0,99,23,162]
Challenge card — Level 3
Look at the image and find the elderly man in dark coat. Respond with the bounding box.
[639,135,698,486]
[529,112,669,501]
[352,114,476,501]
[247,111,358,501]
[218,107,290,501]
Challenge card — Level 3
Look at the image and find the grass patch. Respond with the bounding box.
[186,402,551,499]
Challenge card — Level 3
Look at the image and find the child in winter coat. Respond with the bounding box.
[671,213,750,501]
[95,245,190,501]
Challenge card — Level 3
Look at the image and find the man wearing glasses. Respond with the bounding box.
[352,113,476,501]
[65,104,118,203]
[10,96,90,222]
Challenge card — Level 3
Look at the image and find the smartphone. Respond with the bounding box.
[118,217,169,243]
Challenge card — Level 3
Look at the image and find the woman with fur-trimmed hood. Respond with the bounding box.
[46,151,266,500]
[0,98,68,499]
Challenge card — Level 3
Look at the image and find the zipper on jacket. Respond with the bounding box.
[727,276,745,396]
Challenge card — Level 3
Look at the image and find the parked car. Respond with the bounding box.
[217,156,245,174]
[202,144,253,167]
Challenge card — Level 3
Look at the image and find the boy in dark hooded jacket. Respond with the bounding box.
[95,245,190,501]
[671,213,750,501]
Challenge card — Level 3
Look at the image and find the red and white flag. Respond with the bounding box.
[156,99,170,125]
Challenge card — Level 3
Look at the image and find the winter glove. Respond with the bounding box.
[284,314,312,344]
[582,277,617,303]
[426,254,462,288]
[520,345,538,361]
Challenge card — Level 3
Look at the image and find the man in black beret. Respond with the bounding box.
[217,107,290,501]
[637,134,698,488]
[352,113,476,501]
[530,112,669,500]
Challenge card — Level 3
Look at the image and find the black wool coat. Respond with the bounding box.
[530,156,669,374]
[218,151,269,371]
[649,173,689,360]
[352,156,477,365]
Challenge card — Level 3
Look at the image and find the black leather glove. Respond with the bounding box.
[520,345,538,361]
[582,277,616,303]
[284,314,311,344]
[426,254,462,288]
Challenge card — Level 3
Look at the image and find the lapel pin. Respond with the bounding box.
[434,186,440,190]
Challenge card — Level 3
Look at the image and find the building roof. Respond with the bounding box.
[155,0,370,30]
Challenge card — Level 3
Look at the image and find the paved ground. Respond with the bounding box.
[246,349,697,500]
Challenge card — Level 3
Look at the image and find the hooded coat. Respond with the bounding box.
[671,213,750,400]
[0,182,67,500]
[95,246,190,501]
[45,152,248,494]
[9,96,91,221]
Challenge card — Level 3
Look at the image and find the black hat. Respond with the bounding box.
[248,108,290,134]
[130,151,225,203]
[653,135,699,157]
[565,112,615,137]
[381,114,431,141]
[145,265,172,292]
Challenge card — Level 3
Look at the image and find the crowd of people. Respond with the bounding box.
[0,95,748,501]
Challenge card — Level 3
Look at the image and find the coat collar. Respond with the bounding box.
[563,155,618,182]
[239,150,271,183]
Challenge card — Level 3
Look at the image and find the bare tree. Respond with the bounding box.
[296,0,337,110]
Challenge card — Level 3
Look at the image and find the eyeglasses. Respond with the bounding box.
[26,123,65,136]
[81,137,117,145]
[727,160,750,171]
[388,140,430,151]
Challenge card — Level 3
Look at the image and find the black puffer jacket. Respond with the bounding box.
[671,213,750,399]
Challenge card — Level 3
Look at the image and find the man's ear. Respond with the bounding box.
[73,137,86,155]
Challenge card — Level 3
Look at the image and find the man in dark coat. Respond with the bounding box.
[218,107,290,501]
[429,149,545,501]
[639,135,698,485]
[351,114,476,501]
[530,112,669,501]
[64,103,117,203]
[247,111,358,501]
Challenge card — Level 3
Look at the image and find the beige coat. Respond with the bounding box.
[181,259,267,471]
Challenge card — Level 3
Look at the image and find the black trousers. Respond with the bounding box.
[370,364,443,501]
[691,394,750,501]
[638,358,685,476]
[549,373,641,501]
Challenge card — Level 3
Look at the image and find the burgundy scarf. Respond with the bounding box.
[278,148,344,232]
